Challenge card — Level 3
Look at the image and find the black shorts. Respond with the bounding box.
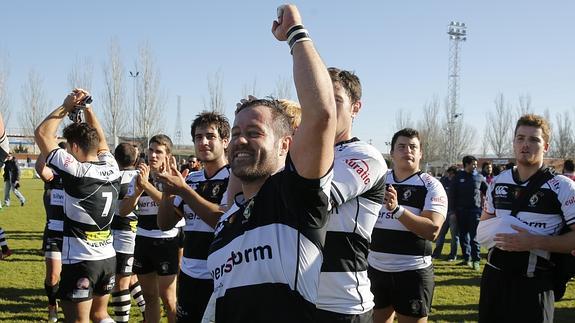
[42,229,63,259]
[313,308,373,323]
[479,265,554,323]
[115,252,134,277]
[176,272,213,323]
[133,235,179,276]
[58,257,116,302]
[368,265,434,318]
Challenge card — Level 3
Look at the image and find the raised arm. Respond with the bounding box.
[82,97,109,153]
[271,5,336,179]
[35,152,55,182]
[35,90,83,156]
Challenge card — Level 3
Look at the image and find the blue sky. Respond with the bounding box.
[1,1,574,154]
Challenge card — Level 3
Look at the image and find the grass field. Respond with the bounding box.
[0,178,573,322]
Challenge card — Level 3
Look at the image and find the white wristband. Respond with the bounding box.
[392,205,405,219]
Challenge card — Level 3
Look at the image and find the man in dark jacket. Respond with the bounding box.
[449,155,487,270]
[3,154,26,207]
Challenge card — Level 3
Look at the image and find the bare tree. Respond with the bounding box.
[0,52,10,126]
[417,98,442,163]
[394,109,413,132]
[516,93,532,117]
[20,69,48,138]
[452,120,476,161]
[136,42,166,144]
[241,77,259,99]
[551,111,574,159]
[439,98,475,163]
[101,39,127,147]
[204,70,225,113]
[68,57,94,90]
[273,75,293,100]
[485,93,513,157]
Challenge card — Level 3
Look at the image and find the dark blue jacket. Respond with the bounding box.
[449,170,487,210]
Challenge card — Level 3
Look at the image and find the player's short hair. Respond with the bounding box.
[564,159,575,173]
[114,143,138,168]
[235,98,293,139]
[278,99,301,130]
[328,67,362,103]
[62,123,99,154]
[390,128,421,151]
[514,114,551,144]
[462,155,477,167]
[191,111,230,140]
[149,134,173,154]
[446,165,458,174]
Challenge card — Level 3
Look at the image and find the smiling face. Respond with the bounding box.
[513,125,549,167]
[193,123,228,164]
[229,105,289,183]
[391,135,422,173]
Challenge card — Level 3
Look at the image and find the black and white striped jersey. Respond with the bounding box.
[111,169,139,253]
[0,128,8,161]
[47,149,121,263]
[368,171,447,272]
[127,176,183,238]
[484,169,575,276]
[44,170,65,232]
[174,165,229,280]
[207,158,333,322]
[112,169,139,232]
[317,138,387,314]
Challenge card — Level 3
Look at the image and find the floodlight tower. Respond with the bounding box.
[174,95,183,147]
[446,21,467,164]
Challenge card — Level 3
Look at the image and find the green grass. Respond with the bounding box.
[0,178,573,322]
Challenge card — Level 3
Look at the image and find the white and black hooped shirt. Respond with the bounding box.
[368,171,447,272]
[484,169,575,276]
[111,169,140,253]
[207,158,333,323]
[47,149,121,263]
[317,138,387,314]
[44,170,65,233]
[127,175,183,239]
[174,165,230,280]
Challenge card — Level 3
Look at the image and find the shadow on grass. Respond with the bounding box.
[3,230,43,241]
[436,276,481,287]
[0,287,44,321]
[430,303,478,322]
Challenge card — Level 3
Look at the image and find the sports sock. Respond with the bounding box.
[110,289,131,323]
[130,281,146,319]
[44,282,59,306]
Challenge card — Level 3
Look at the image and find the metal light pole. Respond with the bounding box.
[446,21,467,164]
[129,71,139,143]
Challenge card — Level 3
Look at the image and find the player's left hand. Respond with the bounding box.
[156,156,187,195]
[383,184,398,211]
[272,4,303,41]
[494,225,534,251]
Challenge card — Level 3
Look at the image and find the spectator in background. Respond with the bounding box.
[180,155,201,173]
[449,155,487,271]
[562,159,575,181]
[3,154,26,207]
[433,165,460,261]
[505,162,515,171]
[481,161,494,184]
